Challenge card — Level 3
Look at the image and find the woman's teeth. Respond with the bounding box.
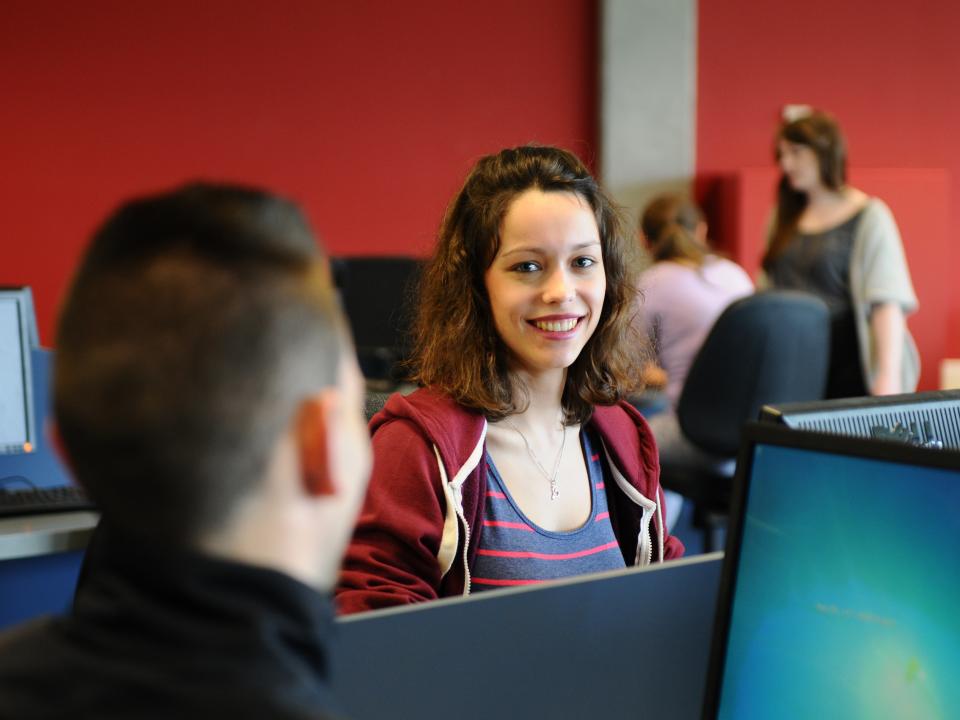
[533,318,577,332]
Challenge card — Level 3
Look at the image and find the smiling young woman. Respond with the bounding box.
[336,145,684,614]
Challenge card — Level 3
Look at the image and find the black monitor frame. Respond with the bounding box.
[702,422,960,718]
[330,256,421,383]
[0,287,37,455]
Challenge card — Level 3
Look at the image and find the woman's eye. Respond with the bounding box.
[573,256,597,269]
[511,261,540,273]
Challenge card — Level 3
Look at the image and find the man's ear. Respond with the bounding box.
[297,390,339,498]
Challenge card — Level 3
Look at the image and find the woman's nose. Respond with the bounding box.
[542,267,575,303]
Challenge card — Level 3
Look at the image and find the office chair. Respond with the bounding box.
[364,391,391,422]
[331,256,422,384]
[661,290,830,551]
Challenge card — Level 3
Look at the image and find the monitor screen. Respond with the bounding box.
[707,425,960,718]
[0,291,35,454]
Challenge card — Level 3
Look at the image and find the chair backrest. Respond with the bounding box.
[676,290,830,457]
[363,391,391,422]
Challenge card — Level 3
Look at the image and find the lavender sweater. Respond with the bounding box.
[638,257,754,406]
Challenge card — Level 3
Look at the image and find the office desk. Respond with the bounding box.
[0,512,96,629]
[0,512,97,561]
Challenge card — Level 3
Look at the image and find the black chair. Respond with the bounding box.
[331,256,422,383]
[364,391,391,422]
[661,291,830,551]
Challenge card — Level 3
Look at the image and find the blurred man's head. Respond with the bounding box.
[54,183,371,587]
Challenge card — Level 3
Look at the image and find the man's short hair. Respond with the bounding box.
[55,183,346,545]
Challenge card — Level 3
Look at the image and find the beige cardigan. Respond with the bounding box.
[761,198,920,392]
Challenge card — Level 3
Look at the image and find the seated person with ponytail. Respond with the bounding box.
[634,194,753,527]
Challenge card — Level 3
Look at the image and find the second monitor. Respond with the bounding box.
[704,424,960,718]
[760,389,960,450]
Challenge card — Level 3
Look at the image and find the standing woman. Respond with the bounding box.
[337,146,683,614]
[764,110,919,397]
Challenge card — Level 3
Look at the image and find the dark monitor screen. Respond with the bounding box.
[0,289,36,455]
[331,256,421,381]
[705,424,960,718]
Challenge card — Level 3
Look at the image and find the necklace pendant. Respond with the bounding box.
[502,418,566,503]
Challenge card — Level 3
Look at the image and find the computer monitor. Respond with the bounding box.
[330,256,421,382]
[0,288,37,455]
[704,423,960,718]
[760,390,960,450]
[334,554,723,720]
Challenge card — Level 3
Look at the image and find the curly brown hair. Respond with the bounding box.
[410,145,644,423]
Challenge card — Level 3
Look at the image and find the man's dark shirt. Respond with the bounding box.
[0,529,342,719]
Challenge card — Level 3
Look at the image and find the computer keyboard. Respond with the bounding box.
[0,484,96,518]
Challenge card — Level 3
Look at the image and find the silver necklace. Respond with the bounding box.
[503,419,567,501]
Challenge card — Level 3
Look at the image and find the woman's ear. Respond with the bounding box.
[296,391,339,497]
[637,228,650,250]
[694,221,709,246]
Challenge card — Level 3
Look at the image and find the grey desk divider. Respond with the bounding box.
[332,552,722,720]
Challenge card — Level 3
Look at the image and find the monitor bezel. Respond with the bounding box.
[760,389,960,424]
[702,422,960,718]
[0,287,37,455]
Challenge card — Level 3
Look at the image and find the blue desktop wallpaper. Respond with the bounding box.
[717,445,960,719]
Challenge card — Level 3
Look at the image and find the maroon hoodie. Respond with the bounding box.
[336,388,684,615]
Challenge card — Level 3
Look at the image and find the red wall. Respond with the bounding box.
[697,0,960,390]
[0,1,597,345]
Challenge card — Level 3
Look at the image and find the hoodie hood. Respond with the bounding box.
[370,387,488,477]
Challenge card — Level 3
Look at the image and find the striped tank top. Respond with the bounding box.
[471,427,626,592]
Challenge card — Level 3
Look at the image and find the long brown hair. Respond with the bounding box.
[640,193,707,265]
[410,145,643,423]
[764,110,847,269]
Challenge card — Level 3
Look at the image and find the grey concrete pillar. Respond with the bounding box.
[600,0,697,228]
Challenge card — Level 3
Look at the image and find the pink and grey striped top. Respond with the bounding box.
[472,428,626,592]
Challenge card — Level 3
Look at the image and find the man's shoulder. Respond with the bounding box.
[0,617,77,719]
[0,616,62,666]
[0,615,344,720]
